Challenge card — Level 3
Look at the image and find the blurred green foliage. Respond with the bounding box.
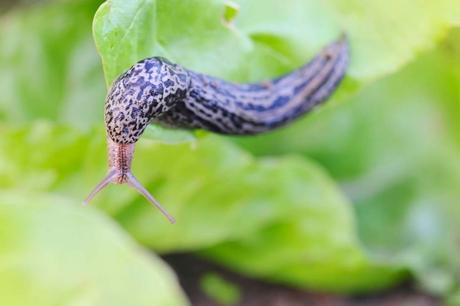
[0,193,188,306]
[233,41,460,295]
[0,0,460,305]
[0,0,105,127]
[200,273,241,306]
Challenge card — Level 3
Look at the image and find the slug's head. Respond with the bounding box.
[105,57,190,144]
[83,57,189,224]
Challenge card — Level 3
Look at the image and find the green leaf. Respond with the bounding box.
[202,209,407,293]
[200,273,241,306]
[0,0,106,127]
[0,192,188,306]
[348,37,460,297]
[0,122,403,292]
[94,0,459,85]
[93,0,252,87]
[235,30,460,297]
[3,0,460,297]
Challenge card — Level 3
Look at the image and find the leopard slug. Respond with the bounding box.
[84,36,349,223]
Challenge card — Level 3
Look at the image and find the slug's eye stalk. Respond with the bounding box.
[83,137,176,224]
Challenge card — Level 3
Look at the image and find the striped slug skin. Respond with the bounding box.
[84,36,349,223]
[106,36,348,142]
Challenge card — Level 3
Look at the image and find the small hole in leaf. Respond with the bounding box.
[200,272,241,306]
[222,0,240,25]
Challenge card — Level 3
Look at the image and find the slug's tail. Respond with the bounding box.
[246,35,349,131]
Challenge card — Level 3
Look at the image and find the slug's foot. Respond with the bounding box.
[83,170,176,224]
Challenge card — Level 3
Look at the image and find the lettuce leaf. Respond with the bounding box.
[0,192,188,306]
[94,0,459,86]
[0,123,404,292]
[235,29,460,297]
[2,0,460,297]
[0,0,106,127]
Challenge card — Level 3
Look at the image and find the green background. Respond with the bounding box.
[1,0,460,305]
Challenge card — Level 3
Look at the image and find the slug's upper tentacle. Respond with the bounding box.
[153,36,349,134]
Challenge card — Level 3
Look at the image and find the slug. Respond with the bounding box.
[84,36,349,223]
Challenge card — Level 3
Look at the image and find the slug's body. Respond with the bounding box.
[85,37,349,223]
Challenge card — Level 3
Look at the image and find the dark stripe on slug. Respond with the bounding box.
[171,101,228,132]
[182,97,259,133]
[305,44,348,105]
[231,55,328,112]
[313,47,349,102]
[266,43,348,127]
[173,84,268,133]
[236,40,345,117]
[249,41,346,128]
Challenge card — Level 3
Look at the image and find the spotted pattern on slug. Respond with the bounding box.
[105,57,190,144]
[105,37,349,143]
